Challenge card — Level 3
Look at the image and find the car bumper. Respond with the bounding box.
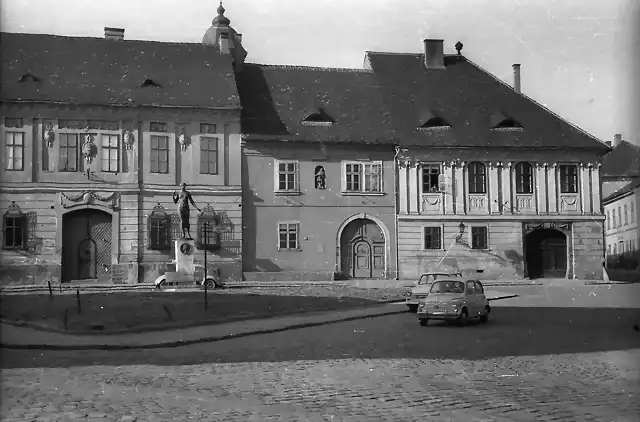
[406,298,427,306]
[417,309,462,320]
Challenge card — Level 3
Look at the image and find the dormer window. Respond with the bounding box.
[18,72,41,83]
[141,79,162,88]
[492,118,523,131]
[301,109,334,126]
[417,117,451,131]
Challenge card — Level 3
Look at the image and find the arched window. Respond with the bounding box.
[3,201,27,249]
[515,162,533,194]
[468,162,486,194]
[147,204,171,250]
[197,205,220,251]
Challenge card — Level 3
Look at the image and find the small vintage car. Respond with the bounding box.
[416,279,490,326]
[404,271,463,313]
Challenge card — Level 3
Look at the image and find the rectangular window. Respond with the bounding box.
[559,164,578,193]
[5,132,24,171]
[344,162,382,193]
[624,204,629,225]
[200,137,219,175]
[278,222,299,250]
[101,134,119,173]
[3,215,25,248]
[606,210,611,230]
[613,211,617,228]
[150,135,169,174]
[618,207,622,227]
[59,133,79,172]
[200,123,217,134]
[422,164,441,193]
[631,201,635,223]
[276,161,298,192]
[423,226,442,249]
[471,226,488,249]
[148,218,170,250]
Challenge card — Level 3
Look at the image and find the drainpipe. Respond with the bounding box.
[393,145,401,280]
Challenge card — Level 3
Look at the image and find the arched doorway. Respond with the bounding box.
[62,209,112,282]
[525,228,567,279]
[340,218,385,279]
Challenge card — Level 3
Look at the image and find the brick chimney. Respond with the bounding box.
[104,27,124,40]
[219,32,230,54]
[513,64,521,94]
[613,133,623,147]
[423,39,445,69]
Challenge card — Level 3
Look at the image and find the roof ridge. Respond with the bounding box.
[0,31,204,47]
[463,57,610,150]
[247,63,372,73]
[366,50,460,58]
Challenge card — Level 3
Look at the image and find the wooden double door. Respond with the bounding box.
[341,218,385,279]
[62,209,112,282]
[525,229,567,279]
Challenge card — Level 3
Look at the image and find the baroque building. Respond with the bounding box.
[0,5,245,285]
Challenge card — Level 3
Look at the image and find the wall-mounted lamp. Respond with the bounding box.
[458,222,465,234]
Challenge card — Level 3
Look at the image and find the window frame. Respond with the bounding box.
[147,204,172,250]
[200,136,219,175]
[558,164,579,194]
[58,132,81,172]
[469,225,489,250]
[618,206,622,227]
[422,225,444,250]
[277,221,300,251]
[341,160,384,194]
[606,210,611,230]
[631,201,635,223]
[514,161,534,194]
[274,160,300,194]
[421,163,442,194]
[197,205,220,251]
[100,133,120,173]
[467,162,487,194]
[4,130,25,172]
[149,133,170,174]
[624,204,629,225]
[3,204,27,250]
[55,120,120,174]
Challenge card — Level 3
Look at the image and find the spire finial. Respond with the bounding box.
[217,1,225,15]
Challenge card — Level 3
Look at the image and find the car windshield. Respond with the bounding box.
[418,273,448,285]
[430,280,465,294]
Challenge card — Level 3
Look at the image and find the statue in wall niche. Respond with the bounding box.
[173,183,201,240]
[315,166,326,189]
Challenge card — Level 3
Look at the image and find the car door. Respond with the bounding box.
[475,281,487,311]
[465,281,478,316]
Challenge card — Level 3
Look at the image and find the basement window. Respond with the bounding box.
[141,79,162,88]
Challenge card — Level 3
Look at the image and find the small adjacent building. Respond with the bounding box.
[0,5,246,285]
[237,64,398,281]
[365,39,611,280]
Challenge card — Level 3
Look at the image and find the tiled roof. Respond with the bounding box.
[603,175,640,203]
[0,32,240,109]
[235,64,397,144]
[365,52,611,151]
[600,140,640,178]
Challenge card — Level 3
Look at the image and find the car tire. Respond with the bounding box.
[479,306,490,323]
[408,305,418,313]
[419,318,428,326]
[458,309,469,326]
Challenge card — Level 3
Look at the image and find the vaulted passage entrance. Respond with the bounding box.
[525,228,567,279]
[340,218,385,279]
[62,209,112,282]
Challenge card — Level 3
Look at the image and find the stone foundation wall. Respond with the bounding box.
[572,221,605,280]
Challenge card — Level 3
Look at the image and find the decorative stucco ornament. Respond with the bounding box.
[178,131,190,151]
[43,124,55,148]
[123,130,135,150]
[82,134,96,163]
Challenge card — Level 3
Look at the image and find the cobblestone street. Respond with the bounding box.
[2,305,640,421]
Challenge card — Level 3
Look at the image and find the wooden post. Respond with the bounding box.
[76,288,81,315]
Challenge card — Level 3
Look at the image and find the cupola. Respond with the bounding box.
[202,2,247,71]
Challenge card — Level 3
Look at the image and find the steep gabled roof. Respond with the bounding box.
[235,64,396,144]
[600,140,640,178]
[0,32,240,109]
[603,175,640,204]
[365,52,611,152]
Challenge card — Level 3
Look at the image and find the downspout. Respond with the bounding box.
[394,145,401,280]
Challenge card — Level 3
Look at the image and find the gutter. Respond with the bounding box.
[393,145,401,280]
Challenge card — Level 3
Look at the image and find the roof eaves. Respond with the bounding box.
[0,98,241,110]
[463,57,611,151]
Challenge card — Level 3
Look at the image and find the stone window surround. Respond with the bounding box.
[341,160,384,195]
[273,159,300,195]
[422,224,445,250]
[277,220,300,251]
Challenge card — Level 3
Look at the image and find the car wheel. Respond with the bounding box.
[458,309,469,326]
[419,318,428,326]
[408,305,418,313]
[479,306,490,323]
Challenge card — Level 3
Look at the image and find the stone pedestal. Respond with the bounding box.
[175,238,195,274]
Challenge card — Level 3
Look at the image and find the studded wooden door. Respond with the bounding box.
[341,218,386,279]
[353,240,372,278]
[62,210,112,282]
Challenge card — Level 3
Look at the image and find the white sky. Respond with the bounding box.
[1,0,638,144]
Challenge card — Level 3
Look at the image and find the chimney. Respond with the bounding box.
[104,27,124,40]
[423,39,445,69]
[513,64,521,94]
[613,133,623,147]
[219,32,230,54]
[236,33,242,44]
[605,140,612,147]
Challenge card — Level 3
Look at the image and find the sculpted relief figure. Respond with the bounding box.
[173,183,201,239]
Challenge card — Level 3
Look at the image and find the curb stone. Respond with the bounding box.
[0,309,408,351]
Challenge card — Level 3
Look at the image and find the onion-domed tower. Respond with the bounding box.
[202,2,247,70]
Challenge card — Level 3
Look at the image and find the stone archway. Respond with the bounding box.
[61,209,113,282]
[337,216,387,279]
[524,227,568,279]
